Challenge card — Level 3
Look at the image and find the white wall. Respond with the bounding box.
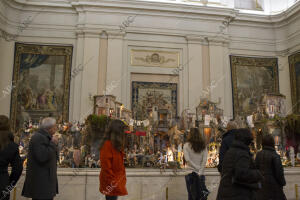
[0,0,299,122]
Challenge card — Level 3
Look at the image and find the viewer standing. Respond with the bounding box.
[217,120,238,173]
[22,117,59,200]
[217,128,262,200]
[183,128,209,200]
[99,120,128,200]
[255,134,286,200]
[0,115,23,200]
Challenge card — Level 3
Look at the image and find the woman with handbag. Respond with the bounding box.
[255,134,286,200]
[216,128,263,200]
[183,128,209,200]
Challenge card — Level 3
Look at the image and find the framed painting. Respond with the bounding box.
[10,43,73,131]
[132,81,177,120]
[230,56,279,117]
[289,51,300,114]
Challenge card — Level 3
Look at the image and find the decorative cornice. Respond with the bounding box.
[207,35,230,46]
[106,30,126,40]
[0,29,18,42]
[185,35,208,45]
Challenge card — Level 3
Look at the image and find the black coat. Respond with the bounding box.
[22,129,58,199]
[255,147,286,200]
[0,140,23,200]
[218,129,238,173]
[217,141,262,200]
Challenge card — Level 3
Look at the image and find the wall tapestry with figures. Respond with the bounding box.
[10,43,73,131]
[131,82,177,120]
[289,51,300,114]
[230,56,279,117]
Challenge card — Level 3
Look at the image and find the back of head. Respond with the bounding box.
[187,128,206,153]
[40,117,56,130]
[235,128,253,146]
[0,115,10,131]
[105,119,126,152]
[0,115,11,150]
[262,134,275,148]
[227,120,238,131]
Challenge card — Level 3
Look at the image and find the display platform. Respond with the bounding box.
[11,168,300,200]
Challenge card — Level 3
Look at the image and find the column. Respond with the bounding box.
[106,31,125,102]
[98,32,108,95]
[186,36,205,111]
[77,32,100,121]
[208,37,232,117]
[202,40,211,99]
[0,38,15,116]
[278,54,292,114]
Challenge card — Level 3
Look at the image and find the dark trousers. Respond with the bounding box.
[185,172,209,200]
[0,194,9,200]
[105,196,118,200]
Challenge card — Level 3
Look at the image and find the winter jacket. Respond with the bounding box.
[255,146,286,200]
[218,129,238,173]
[22,129,58,199]
[99,140,127,196]
[0,141,23,200]
[217,140,262,200]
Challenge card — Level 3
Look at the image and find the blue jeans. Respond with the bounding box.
[105,196,118,200]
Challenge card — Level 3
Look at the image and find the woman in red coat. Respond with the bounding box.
[99,120,128,200]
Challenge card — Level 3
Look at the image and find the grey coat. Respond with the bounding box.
[22,129,58,199]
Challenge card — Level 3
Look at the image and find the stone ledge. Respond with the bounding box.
[15,167,300,176]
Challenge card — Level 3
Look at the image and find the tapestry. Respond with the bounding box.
[289,51,300,114]
[11,43,73,131]
[230,56,279,117]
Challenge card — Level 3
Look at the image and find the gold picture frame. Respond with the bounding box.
[289,51,300,114]
[230,56,279,117]
[10,43,73,131]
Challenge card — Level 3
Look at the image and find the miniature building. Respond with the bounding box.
[261,93,286,118]
[94,95,117,117]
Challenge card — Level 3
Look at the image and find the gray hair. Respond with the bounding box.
[40,117,56,130]
[227,120,238,130]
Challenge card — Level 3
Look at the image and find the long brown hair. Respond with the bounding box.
[102,119,126,152]
[187,128,206,153]
[0,115,11,150]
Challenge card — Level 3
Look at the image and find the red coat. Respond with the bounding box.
[99,140,128,196]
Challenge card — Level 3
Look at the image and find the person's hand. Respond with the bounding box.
[51,135,59,145]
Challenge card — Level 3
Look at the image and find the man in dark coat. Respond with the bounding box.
[22,117,59,200]
[217,121,238,173]
[217,128,262,200]
[255,134,286,200]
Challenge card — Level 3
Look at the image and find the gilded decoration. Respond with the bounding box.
[289,51,300,114]
[130,49,180,68]
[230,56,279,117]
[11,43,73,132]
